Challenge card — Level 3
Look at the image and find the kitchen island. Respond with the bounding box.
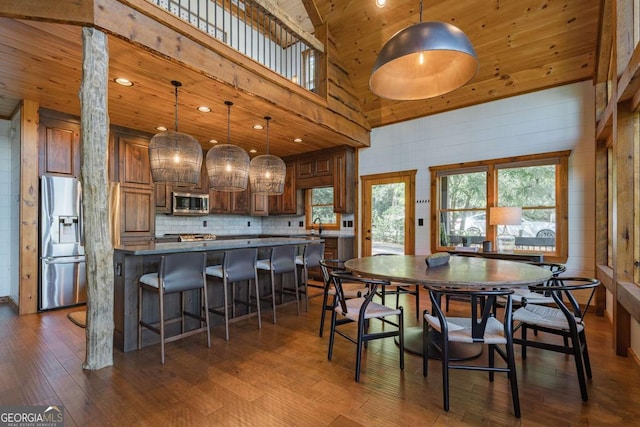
[113,237,319,352]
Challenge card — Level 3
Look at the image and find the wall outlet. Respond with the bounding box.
[418,218,424,226]
[288,221,291,227]
[299,221,304,227]
[203,220,207,227]
[347,220,353,227]
[247,221,251,227]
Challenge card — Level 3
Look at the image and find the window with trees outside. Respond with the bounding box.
[306,187,340,231]
[430,151,569,262]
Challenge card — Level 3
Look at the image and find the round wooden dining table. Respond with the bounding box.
[344,254,553,357]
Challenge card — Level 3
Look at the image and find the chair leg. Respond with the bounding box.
[202,286,211,348]
[520,325,528,359]
[571,331,589,401]
[138,286,143,350]
[422,312,429,377]
[355,316,365,382]
[222,279,230,341]
[319,285,331,337]
[293,270,300,316]
[506,338,521,418]
[254,277,262,330]
[415,286,420,320]
[303,267,309,313]
[441,336,450,411]
[180,291,185,334]
[580,330,592,379]
[488,344,495,382]
[271,270,277,324]
[398,307,404,371]
[327,309,337,361]
[159,290,165,364]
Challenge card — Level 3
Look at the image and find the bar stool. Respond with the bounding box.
[205,248,261,341]
[295,242,325,312]
[256,245,298,324]
[138,252,210,364]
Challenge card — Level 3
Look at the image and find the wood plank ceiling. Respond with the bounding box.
[0,0,601,157]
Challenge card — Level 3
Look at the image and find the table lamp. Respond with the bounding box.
[489,207,522,253]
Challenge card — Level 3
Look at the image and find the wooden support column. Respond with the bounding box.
[80,27,113,370]
[19,100,39,315]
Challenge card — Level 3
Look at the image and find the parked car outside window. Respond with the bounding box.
[454,213,556,238]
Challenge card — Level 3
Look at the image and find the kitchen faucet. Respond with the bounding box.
[312,217,323,235]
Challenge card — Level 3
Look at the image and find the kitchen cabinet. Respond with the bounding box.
[294,146,355,214]
[269,161,299,215]
[38,111,81,178]
[209,186,266,215]
[110,127,155,242]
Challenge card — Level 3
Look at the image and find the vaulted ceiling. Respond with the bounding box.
[0,0,601,158]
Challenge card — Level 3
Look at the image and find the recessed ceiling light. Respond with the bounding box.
[156,126,168,131]
[114,77,133,86]
[197,106,211,112]
[249,149,257,153]
[293,137,303,143]
[375,0,386,7]
[253,124,263,130]
[209,139,218,144]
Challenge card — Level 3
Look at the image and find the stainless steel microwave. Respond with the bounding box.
[172,192,209,215]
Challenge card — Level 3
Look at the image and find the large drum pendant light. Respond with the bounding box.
[249,116,286,195]
[369,0,479,100]
[206,101,250,192]
[149,80,203,184]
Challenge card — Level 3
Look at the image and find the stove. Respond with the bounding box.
[162,233,217,242]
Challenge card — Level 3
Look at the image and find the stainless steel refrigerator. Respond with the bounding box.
[39,175,87,310]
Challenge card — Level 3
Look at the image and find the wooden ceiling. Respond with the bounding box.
[0,0,601,157]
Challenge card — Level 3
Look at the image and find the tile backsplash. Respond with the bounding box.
[155,213,355,237]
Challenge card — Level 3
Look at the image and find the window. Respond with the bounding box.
[430,151,569,262]
[301,48,316,92]
[306,187,340,231]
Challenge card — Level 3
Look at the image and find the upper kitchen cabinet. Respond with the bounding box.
[38,110,81,178]
[294,146,354,214]
[113,131,153,188]
[269,160,299,215]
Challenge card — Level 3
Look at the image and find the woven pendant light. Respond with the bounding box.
[369,0,478,100]
[249,116,286,195]
[149,80,203,184]
[206,101,250,192]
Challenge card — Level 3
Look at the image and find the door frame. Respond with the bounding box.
[361,170,416,256]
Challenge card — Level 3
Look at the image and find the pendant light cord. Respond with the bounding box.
[264,116,271,155]
[419,0,423,23]
[174,84,179,133]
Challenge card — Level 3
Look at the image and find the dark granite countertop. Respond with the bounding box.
[115,237,321,255]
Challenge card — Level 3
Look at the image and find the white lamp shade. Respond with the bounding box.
[149,131,203,185]
[206,144,250,192]
[369,21,479,100]
[249,154,286,195]
[489,207,522,226]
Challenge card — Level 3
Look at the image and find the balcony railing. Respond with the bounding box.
[148,0,323,94]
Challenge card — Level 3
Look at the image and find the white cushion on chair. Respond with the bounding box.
[424,313,507,345]
[336,297,402,321]
[205,265,223,278]
[256,259,272,270]
[513,304,584,332]
[139,272,160,288]
[295,255,304,265]
[512,288,554,305]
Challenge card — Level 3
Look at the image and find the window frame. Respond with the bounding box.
[430,150,570,263]
[305,187,341,231]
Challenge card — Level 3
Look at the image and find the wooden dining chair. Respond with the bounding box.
[423,285,520,418]
[327,271,404,382]
[512,276,600,401]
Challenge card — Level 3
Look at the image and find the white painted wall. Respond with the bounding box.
[0,120,12,298]
[359,81,596,278]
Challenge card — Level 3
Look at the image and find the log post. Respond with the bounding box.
[80,27,113,370]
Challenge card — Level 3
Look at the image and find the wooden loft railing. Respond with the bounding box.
[147,0,324,96]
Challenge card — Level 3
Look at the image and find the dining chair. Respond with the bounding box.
[373,253,420,319]
[327,271,404,382]
[295,242,325,312]
[318,259,369,337]
[138,252,211,364]
[205,247,261,341]
[510,261,567,306]
[423,285,520,418]
[257,245,298,324]
[512,276,600,401]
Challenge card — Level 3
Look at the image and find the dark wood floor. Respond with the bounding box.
[1,288,639,426]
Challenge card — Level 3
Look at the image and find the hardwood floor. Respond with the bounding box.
[1,289,639,426]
